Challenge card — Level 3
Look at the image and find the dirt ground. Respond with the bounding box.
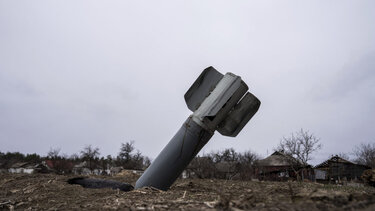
[1,173,375,210]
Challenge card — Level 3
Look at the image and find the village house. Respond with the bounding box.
[255,151,313,181]
[314,155,371,183]
[8,162,37,174]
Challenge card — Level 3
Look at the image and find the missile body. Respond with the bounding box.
[135,118,212,190]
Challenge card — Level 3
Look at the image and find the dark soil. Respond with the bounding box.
[1,173,375,210]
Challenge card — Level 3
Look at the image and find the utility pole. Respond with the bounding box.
[135,67,261,190]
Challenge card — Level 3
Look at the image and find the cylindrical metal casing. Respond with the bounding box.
[135,117,213,190]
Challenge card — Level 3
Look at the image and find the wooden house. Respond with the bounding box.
[255,151,313,181]
[314,155,371,182]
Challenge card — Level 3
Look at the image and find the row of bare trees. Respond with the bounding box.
[353,143,375,168]
[187,148,261,180]
[0,152,41,169]
[1,129,374,176]
[51,141,151,173]
[0,141,151,174]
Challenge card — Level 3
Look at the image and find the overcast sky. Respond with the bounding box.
[1,1,374,165]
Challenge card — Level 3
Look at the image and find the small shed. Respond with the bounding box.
[314,155,371,182]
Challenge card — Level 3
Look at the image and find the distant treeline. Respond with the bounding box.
[0,141,151,174]
[0,152,42,167]
[0,144,261,179]
[1,134,374,176]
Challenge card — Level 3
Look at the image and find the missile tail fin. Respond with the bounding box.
[217,92,261,137]
[184,67,223,112]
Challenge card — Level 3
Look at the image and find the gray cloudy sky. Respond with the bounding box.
[1,1,374,164]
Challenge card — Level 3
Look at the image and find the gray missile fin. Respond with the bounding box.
[184,67,223,112]
[217,92,261,137]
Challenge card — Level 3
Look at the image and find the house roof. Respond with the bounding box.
[10,162,32,168]
[45,160,74,169]
[314,155,369,169]
[256,151,302,167]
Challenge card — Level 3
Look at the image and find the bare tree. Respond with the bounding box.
[335,152,350,161]
[117,141,148,170]
[238,150,260,167]
[189,155,215,179]
[209,148,238,163]
[277,129,322,165]
[238,150,261,179]
[189,149,260,180]
[353,143,375,168]
[80,145,100,171]
[132,150,145,170]
[118,141,135,163]
[143,156,151,168]
[69,153,80,162]
[47,148,61,160]
[106,155,114,167]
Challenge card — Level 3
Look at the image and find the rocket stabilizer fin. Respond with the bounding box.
[184,66,223,112]
[217,92,261,137]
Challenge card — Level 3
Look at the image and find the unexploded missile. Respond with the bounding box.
[135,67,260,190]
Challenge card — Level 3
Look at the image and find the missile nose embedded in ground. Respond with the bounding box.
[135,67,260,190]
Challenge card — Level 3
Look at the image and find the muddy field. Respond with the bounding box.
[1,173,375,210]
